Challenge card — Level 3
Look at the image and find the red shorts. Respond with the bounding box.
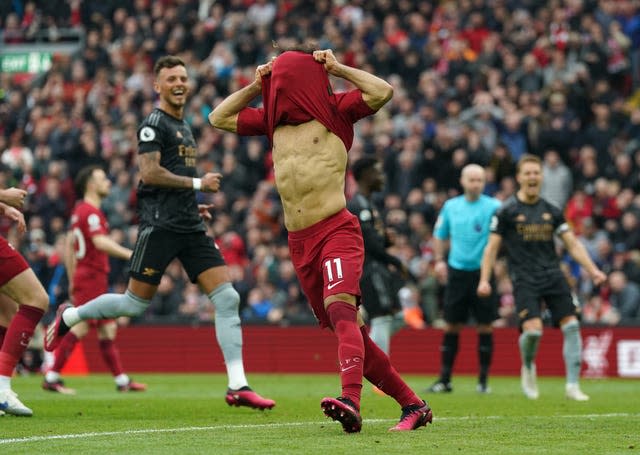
[0,236,29,287]
[288,208,364,328]
[73,267,112,327]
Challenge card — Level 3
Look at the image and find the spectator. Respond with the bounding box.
[540,149,573,209]
[608,271,640,325]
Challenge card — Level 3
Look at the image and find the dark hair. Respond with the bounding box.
[153,55,185,76]
[75,165,102,197]
[516,154,542,173]
[351,157,379,182]
[272,38,319,54]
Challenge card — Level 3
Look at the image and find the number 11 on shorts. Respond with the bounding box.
[325,258,344,282]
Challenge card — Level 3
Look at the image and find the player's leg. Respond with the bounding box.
[45,227,170,351]
[550,290,589,401]
[474,276,499,394]
[186,233,274,410]
[43,321,88,394]
[362,262,395,356]
[514,285,542,399]
[96,321,146,392]
[476,324,493,393]
[46,279,154,351]
[0,265,48,416]
[428,268,468,393]
[357,312,432,431]
[0,294,17,347]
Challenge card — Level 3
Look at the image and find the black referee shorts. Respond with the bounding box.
[444,267,498,325]
[129,227,226,285]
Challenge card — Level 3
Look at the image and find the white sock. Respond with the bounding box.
[63,307,81,327]
[114,374,130,387]
[0,375,10,391]
[45,371,61,383]
[226,359,248,390]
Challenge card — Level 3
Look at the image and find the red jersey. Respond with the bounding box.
[70,201,109,275]
[237,51,375,151]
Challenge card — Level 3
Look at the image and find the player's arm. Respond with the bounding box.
[559,230,607,285]
[138,151,221,193]
[313,49,393,110]
[64,230,77,283]
[91,234,133,261]
[209,61,272,132]
[0,187,27,209]
[0,201,26,233]
[477,233,502,297]
[432,236,449,278]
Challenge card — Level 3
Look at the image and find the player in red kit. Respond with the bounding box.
[42,166,146,393]
[211,43,431,432]
[0,187,48,416]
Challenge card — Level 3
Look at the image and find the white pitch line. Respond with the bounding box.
[1,413,638,445]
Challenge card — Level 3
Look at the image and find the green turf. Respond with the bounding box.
[1,374,638,454]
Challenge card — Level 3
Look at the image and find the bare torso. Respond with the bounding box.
[272,120,347,231]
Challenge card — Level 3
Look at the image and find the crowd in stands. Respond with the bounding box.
[1,0,640,328]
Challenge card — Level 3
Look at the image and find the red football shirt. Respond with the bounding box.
[237,51,375,151]
[70,201,109,274]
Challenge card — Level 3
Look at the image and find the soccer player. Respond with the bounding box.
[43,165,145,394]
[347,158,406,361]
[478,154,606,401]
[0,187,48,416]
[45,56,275,410]
[427,164,501,394]
[210,45,431,432]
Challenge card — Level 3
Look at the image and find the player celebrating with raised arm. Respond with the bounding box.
[478,154,606,401]
[210,44,431,432]
[43,165,145,394]
[45,56,274,410]
[0,187,49,416]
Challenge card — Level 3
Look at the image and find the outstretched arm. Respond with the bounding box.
[477,233,502,297]
[0,187,27,209]
[209,61,273,132]
[92,234,133,261]
[560,230,607,286]
[138,151,221,193]
[0,201,26,233]
[313,49,393,110]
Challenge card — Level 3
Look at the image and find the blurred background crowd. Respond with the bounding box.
[1,0,639,329]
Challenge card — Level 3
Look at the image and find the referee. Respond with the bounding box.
[427,164,501,394]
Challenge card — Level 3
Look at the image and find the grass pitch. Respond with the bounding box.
[1,373,638,454]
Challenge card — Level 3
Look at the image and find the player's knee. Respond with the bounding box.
[122,290,151,317]
[561,319,580,334]
[27,286,49,311]
[209,282,240,317]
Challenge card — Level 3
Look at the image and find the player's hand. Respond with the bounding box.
[201,173,222,193]
[198,204,214,221]
[254,60,273,87]
[434,259,448,282]
[477,280,492,297]
[1,187,27,208]
[3,206,26,234]
[590,269,607,286]
[313,49,341,76]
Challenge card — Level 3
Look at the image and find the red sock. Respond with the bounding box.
[327,301,363,409]
[99,339,124,376]
[51,332,79,373]
[0,305,44,377]
[0,326,6,347]
[360,326,421,408]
